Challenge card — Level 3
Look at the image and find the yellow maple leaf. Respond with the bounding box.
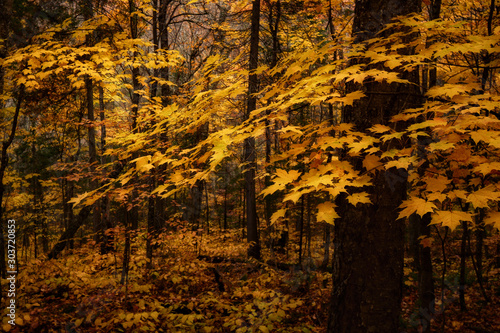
[428,141,455,152]
[363,154,383,172]
[466,186,500,209]
[67,192,90,206]
[283,187,316,203]
[346,192,371,206]
[385,156,415,170]
[301,168,333,189]
[407,118,448,131]
[484,211,500,229]
[426,84,469,99]
[342,91,366,106]
[261,169,301,197]
[398,197,437,220]
[316,202,339,225]
[368,124,392,134]
[132,155,154,172]
[469,129,494,145]
[426,192,447,203]
[351,174,372,187]
[431,210,473,231]
[425,176,450,193]
[270,209,286,225]
[473,162,500,175]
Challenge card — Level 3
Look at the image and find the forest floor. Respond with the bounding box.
[1,225,499,333]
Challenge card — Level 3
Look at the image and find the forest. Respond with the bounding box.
[1,0,500,332]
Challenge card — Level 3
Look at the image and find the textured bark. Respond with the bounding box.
[244,0,261,260]
[158,0,171,104]
[327,1,421,332]
[128,0,141,231]
[410,2,440,331]
[264,0,280,231]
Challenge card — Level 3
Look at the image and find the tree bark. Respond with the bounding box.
[459,220,468,311]
[129,0,141,231]
[327,1,421,332]
[417,213,435,333]
[244,0,261,260]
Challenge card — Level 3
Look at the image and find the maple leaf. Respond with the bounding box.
[466,186,500,209]
[349,137,378,153]
[346,192,371,206]
[270,209,286,225]
[261,169,302,197]
[428,141,455,152]
[351,174,372,188]
[209,136,229,169]
[385,156,415,170]
[448,189,468,201]
[469,129,493,145]
[343,91,366,106]
[299,168,333,190]
[425,176,450,193]
[363,154,383,172]
[426,192,447,203]
[316,202,339,225]
[419,235,433,248]
[317,136,344,150]
[484,211,500,229]
[279,125,304,135]
[398,197,437,220]
[67,192,90,206]
[473,162,500,176]
[169,171,185,184]
[368,124,392,134]
[283,187,316,203]
[407,118,448,131]
[431,210,473,231]
[132,155,154,172]
[426,84,469,99]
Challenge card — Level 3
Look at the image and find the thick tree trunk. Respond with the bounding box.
[244,0,261,260]
[327,1,421,332]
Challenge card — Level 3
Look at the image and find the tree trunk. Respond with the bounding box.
[146,177,155,269]
[298,196,304,265]
[129,0,141,231]
[244,0,261,260]
[459,220,468,311]
[183,180,204,227]
[475,209,485,287]
[418,213,435,333]
[327,1,421,332]
[264,0,280,227]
